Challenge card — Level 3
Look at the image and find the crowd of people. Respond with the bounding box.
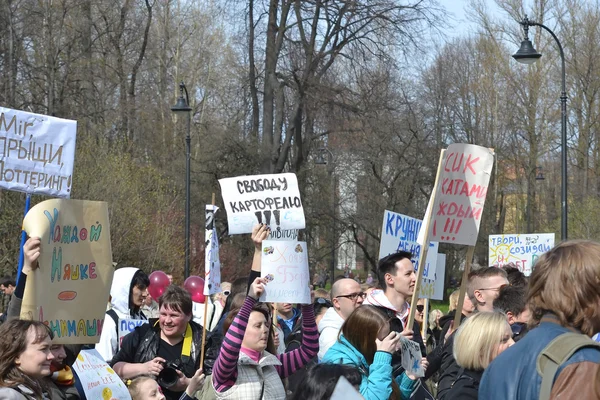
[0,225,599,399]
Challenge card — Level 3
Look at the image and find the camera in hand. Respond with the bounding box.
[157,360,182,388]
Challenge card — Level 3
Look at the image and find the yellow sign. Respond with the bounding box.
[20,199,113,344]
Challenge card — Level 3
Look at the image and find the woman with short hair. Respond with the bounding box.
[0,319,56,399]
[445,311,513,399]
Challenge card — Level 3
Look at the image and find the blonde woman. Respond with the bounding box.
[445,311,514,399]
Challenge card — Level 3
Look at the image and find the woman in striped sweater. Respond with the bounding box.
[211,277,318,399]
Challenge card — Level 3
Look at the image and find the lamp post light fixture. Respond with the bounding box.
[315,147,336,284]
[171,82,193,279]
[513,15,568,240]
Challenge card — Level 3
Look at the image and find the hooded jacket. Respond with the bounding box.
[317,306,344,361]
[362,290,426,377]
[95,267,147,361]
[322,335,417,400]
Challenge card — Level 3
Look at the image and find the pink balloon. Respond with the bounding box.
[184,276,206,303]
[148,271,170,299]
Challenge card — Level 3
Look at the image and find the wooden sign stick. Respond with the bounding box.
[422,298,429,340]
[452,246,475,331]
[200,193,216,368]
[407,149,445,331]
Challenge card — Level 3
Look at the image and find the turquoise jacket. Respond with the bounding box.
[321,335,416,400]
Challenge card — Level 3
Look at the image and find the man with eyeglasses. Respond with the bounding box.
[317,278,365,361]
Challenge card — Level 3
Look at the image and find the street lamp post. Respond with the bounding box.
[513,15,568,240]
[171,82,192,279]
[315,148,336,284]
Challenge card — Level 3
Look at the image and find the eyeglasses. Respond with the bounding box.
[416,305,425,313]
[335,292,366,302]
[477,284,509,292]
[314,297,333,306]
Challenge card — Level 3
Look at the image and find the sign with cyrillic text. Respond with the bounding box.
[20,199,113,344]
[426,144,494,246]
[259,240,311,304]
[118,319,147,346]
[72,349,131,400]
[419,253,445,300]
[0,107,76,198]
[379,210,438,280]
[399,336,425,378]
[488,233,554,276]
[219,173,305,234]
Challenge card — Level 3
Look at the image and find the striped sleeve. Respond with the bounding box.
[212,296,256,392]
[276,304,319,378]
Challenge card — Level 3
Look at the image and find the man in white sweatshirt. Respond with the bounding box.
[317,278,365,360]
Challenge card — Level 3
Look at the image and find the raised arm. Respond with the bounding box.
[275,303,319,378]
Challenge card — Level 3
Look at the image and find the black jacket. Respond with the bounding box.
[442,368,482,400]
[109,318,221,376]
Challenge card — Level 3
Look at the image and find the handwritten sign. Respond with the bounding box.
[259,240,310,304]
[72,349,131,400]
[419,253,446,301]
[267,228,299,241]
[425,144,494,246]
[204,205,221,295]
[399,336,425,378]
[0,107,76,198]
[488,233,554,276]
[379,210,438,280]
[20,199,113,344]
[118,319,147,346]
[219,173,305,234]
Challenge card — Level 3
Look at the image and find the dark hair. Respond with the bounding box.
[223,277,250,313]
[159,285,192,316]
[290,364,362,400]
[376,251,412,289]
[502,265,528,288]
[224,300,276,354]
[222,293,248,335]
[131,270,150,290]
[0,320,53,397]
[493,285,527,317]
[313,298,332,317]
[0,276,15,287]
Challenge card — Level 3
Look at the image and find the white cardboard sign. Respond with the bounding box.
[399,336,425,378]
[259,240,311,304]
[219,173,305,234]
[379,210,438,280]
[117,319,147,346]
[72,349,132,400]
[204,205,221,295]
[488,233,554,276]
[0,107,76,198]
[419,253,446,301]
[424,144,494,246]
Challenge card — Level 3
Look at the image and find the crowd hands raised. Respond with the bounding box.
[0,227,599,400]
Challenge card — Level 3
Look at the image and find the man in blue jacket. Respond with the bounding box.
[479,240,600,399]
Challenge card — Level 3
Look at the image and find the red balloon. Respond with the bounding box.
[184,276,206,303]
[148,271,170,299]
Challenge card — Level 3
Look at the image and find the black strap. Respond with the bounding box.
[106,309,119,348]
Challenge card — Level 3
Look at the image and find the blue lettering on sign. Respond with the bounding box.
[385,211,422,242]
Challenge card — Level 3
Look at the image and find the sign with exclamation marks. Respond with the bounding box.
[219,173,306,234]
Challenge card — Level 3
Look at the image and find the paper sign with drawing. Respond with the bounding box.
[399,336,425,378]
[0,107,76,198]
[20,199,113,344]
[72,349,131,400]
[488,233,554,276]
[259,240,311,304]
[219,173,306,234]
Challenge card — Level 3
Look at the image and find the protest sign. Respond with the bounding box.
[399,336,425,378]
[267,228,299,241]
[118,319,147,346]
[72,349,131,400]
[219,173,305,234]
[489,233,554,276]
[379,210,438,280]
[424,144,494,246]
[330,376,363,400]
[204,205,221,295]
[0,107,76,198]
[259,240,311,304]
[419,253,446,300]
[20,199,113,344]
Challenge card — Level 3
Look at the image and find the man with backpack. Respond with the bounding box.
[480,240,600,399]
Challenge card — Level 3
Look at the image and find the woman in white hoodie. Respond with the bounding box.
[95,267,150,362]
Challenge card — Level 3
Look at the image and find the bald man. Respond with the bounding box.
[317,278,365,361]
